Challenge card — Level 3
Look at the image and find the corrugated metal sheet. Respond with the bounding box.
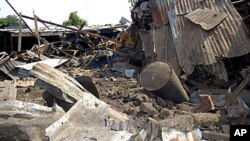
[164,0,250,73]
[0,60,25,80]
[149,0,169,26]
[152,25,181,75]
[139,30,155,58]
[185,8,228,30]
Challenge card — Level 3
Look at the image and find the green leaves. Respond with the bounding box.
[128,0,137,6]
[0,15,19,26]
[63,11,87,29]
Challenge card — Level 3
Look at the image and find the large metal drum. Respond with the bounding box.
[140,62,189,103]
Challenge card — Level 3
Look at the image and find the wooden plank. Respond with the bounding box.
[227,73,250,105]
[33,10,41,48]
[21,14,121,44]
[0,81,16,101]
[18,12,22,51]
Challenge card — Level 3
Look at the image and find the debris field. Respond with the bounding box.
[0,0,250,141]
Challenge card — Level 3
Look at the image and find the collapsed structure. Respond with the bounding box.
[0,0,250,140]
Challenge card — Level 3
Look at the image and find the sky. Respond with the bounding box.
[0,0,132,27]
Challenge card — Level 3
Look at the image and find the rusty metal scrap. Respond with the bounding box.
[45,86,132,141]
[185,8,228,30]
[0,100,64,118]
[29,63,86,103]
[135,0,250,74]
[165,0,250,73]
[149,0,169,26]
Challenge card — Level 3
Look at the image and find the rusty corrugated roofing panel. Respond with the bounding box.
[149,0,169,26]
[0,60,25,80]
[165,0,250,73]
[185,8,228,30]
[152,25,181,75]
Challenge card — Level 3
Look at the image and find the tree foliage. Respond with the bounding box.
[128,0,137,6]
[63,11,87,29]
[0,15,19,26]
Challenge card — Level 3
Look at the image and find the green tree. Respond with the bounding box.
[0,15,19,26]
[63,11,87,29]
[128,0,137,6]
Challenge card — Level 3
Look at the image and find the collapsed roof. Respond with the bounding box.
[132,0,250,74]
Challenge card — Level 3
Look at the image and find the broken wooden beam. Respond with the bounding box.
[5,0,40,42]
[33,10,41,47]
[227,73,250,105]
[21,14,121,44]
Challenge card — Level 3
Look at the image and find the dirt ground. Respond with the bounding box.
[15,67,222,131]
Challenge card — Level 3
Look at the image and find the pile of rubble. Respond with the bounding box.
[1,0,250,140]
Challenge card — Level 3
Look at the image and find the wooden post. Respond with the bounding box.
[18,12,22,52]
[10,36,13,52]
[33,10,40,46]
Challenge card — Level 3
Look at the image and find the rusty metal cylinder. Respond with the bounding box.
[140,61,189,103]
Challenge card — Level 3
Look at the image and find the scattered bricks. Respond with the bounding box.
[192,95,215,113]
